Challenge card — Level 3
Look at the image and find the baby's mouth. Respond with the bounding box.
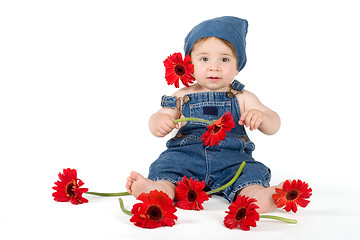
[207,77,221,82]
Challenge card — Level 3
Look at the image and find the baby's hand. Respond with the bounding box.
[238,109,265,131]
[150,113,179,137]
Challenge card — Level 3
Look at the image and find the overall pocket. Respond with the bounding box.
[189,101,231,127]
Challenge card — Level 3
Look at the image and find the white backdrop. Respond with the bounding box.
[1,0,359,239]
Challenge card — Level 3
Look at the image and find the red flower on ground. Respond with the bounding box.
[52,168,89,205]
[224,195,260,231]
[130,190,178,228]
[272,179,312,213]
[163,52,195,88]
[175,176,210,210]
[201,111,235,147]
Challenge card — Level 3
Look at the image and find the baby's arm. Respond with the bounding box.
[237,90,280,135]
[149,87,190,137]
[149,104,181,137]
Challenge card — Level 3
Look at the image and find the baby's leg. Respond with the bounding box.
[238,183,283,213]
[126,171,176,199]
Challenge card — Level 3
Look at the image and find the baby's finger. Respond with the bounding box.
[249,114,259,130]
[155,126,170,137]
[160,126,172,135]
[251,119,259,131]
[244,111,254,127]
[250,117,262,130]
[239,111,248,124]
[254,115,264,130]
[164,120,177,132]
[154,131,165,137]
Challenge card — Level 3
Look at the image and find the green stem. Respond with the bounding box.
[260,215,297,224]
[85,191,131,197]
[174,117,212,125]
[206,161,246,195]
[85,192,133,216]
[119,197,132,216]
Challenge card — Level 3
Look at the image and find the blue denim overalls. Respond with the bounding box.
[148,80,271,202]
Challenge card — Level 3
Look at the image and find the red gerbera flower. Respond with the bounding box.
[175,176,210,210]
[52,168,89,205]
[272,179,312,213]
[163,52,195,88]
[201,111,235,147]
[224,195,260,231]
[130,190,178,228]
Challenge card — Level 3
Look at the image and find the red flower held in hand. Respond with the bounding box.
[272,179,312,213]
[224,195,260,231]
[52,168,89,205]
[201,111,235,147]
[175,176,210,210]
[163,52,195,88]
[130,190,178,228]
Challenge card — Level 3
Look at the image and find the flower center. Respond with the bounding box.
[146,205,163,221]
[66,181,76,197]
[213,125,222,134]
[286,189,300,201]
[174,64,186,77]
[187,190,198,202]
[235,207,247,221]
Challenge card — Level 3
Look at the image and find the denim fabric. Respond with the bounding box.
[161,95,177,108]
[148,80,271,202]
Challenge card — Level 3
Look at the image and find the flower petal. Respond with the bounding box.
[201,112,235,146]
[52,168,88,205]
[131,190,177,228]
[273,179,312,213]
[175,176,209,210]
[163,52,194,88]
[224,195,259,231]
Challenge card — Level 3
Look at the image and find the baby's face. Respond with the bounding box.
[190,37,239,92]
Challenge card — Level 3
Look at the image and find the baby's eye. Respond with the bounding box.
[221,58,229,62]
[200,57,208,62]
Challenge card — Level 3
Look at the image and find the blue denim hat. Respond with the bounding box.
[184,16,248,72]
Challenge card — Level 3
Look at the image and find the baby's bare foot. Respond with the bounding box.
[125,171,176,199]
[239,182,285,214]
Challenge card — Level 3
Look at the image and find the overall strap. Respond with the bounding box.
[231,79,245,92]
[161,95,178,108]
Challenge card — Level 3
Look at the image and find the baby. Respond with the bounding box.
[126,16,282,213]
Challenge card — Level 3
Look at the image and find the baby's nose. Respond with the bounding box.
[209,62,219,71]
